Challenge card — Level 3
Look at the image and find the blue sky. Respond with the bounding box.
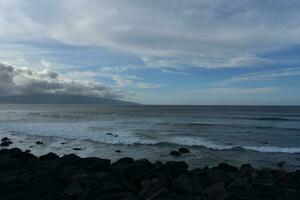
[0,0,300,105]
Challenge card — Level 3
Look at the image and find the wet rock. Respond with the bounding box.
[115,150,122,153]
[278,161,287,168]
[231,146,245,151]
[73,148,81,151]
[25,149,31,153]
[36,141,44,145]
[1,137,10,142]
[1,140,13,147]
[39,152,59,161]
[178,147,190,154]
[0,148,298,200]
[106,132,113,136]
[170,150,181,156]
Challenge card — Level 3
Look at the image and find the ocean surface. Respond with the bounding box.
[0,104,300,170]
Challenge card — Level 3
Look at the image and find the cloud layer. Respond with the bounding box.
[0,63,123,98]
[1,0,300,68]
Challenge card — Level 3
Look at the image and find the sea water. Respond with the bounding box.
[0,104,300,170]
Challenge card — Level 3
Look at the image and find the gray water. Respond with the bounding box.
[0,104,300,170]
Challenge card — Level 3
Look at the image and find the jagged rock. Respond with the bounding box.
[0,149,298,200]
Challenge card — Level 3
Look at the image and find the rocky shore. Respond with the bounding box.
[0,148,299,200]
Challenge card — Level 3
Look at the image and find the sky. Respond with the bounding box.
[0,0,300,105]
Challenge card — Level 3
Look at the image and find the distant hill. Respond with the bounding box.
[0,94,139,105]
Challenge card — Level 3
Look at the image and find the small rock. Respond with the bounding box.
[278,161,287,168]
[106,133,113,136]
[61,142,66,145]
[178,147,190,154]
[73,148,81,151]
[1,140,13,147]
[25,149,31,153]
[115,150,122,153]
[231,146,245,151]
[170,150,181,156]
[114,135,119,137]
[36,141,44,145]
[1,137,10,142]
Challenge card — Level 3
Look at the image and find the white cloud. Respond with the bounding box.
[1,0,300,68]
[0,63,124,98]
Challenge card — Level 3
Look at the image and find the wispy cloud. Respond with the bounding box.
[224,67,300,83]
[161,69,190,75]
[188,87,281,95]
[111,75,161,89]
[1,1,300,68]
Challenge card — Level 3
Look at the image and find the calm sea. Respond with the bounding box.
[0,104,300,170]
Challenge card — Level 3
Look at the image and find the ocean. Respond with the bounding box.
[0,104,300,170]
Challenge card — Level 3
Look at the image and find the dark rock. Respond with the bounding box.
[1,137,10,142]
[170,150,181,156]
[0,148,298,200]
[64,181,82,196]
[25,149,31,153]
[213,163,239,173]
[39,152,59,160]
[278,161,287,168]
[114,134,119,137]
[36,141,44,145]
[1,140,13,146]
[106,132,113,136]
[82,157,110,171]
[73,148,82,151]
[115,150,122,153]
[231,146,245,151]
[114,157,135,165]
[202,182,228,200]
[172,174,202,193]
[178,147,190,154]
[60,154,81,165]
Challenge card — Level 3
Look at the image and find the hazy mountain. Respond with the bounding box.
[0,94,138,105]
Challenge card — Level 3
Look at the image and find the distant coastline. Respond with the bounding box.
[0,94,139,105]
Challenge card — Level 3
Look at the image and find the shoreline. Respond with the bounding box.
[1,133,300,172]
[0,148,299,200]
